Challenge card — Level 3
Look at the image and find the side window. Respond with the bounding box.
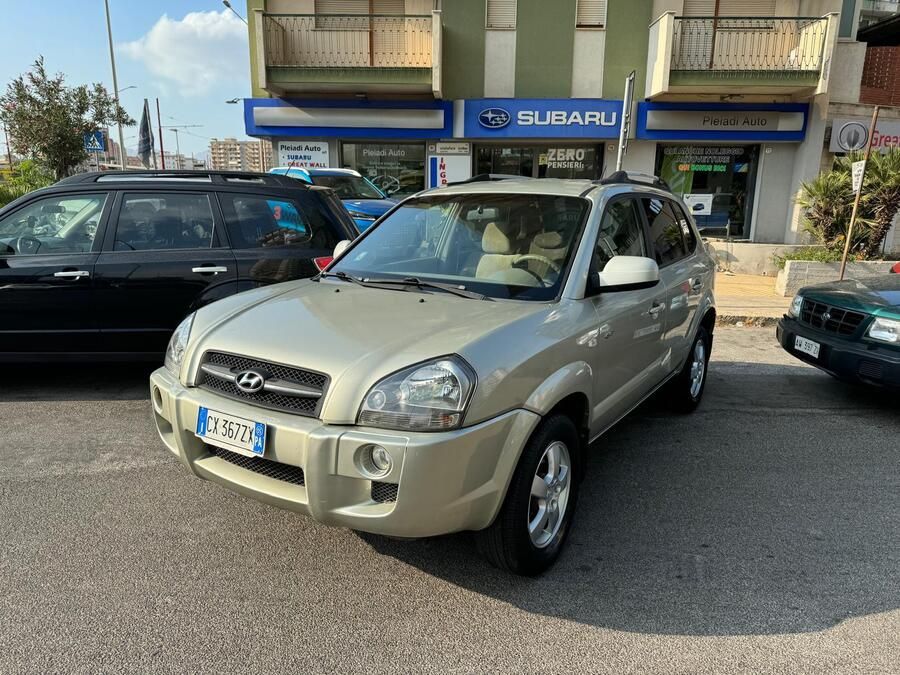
[0,193,107,256]
[219,193,341,250]
[594,198,646,272]
[670,200,698,254]
[640,197,690,266]
[115,193,214,251]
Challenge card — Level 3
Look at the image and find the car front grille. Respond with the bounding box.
[206,445,306,486]
[198,351,328,417]
[371,481,398,503]
[799,300,866,336]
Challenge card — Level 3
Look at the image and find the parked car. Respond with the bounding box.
[269,167,396,230]
[0,171,357,360]
[777,275,900,388]
[150,172,716,575]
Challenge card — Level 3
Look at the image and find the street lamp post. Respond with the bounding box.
[104,0,127,171]
[222,1,248,25]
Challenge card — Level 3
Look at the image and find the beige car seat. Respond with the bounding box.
[475,221,541,287]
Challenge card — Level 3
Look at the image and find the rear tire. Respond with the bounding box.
[668,326,711,413]
[476,414,581,576]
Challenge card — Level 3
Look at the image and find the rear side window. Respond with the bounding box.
[594,198,646,272]
[219,193,342,250]
[639,197,693,266]
[115,193,214,251]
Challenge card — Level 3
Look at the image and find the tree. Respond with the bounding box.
[859,149,900,258]
[0,57,133,179]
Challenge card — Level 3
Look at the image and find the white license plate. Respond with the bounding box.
[794,335,821,359]
[195,407,266,457]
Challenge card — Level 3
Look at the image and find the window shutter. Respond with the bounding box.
[373,0,404,15]
[314,0,369,14]
[682,0,715,16]
[576,0,607,27]
[486,0,517,29]
[718,0,777,15]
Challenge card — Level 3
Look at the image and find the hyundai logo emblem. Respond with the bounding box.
[235,369,266,394]
[478,107,511,129]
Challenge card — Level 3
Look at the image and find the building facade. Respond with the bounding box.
[209,137,274,172]
[241,0,896,255]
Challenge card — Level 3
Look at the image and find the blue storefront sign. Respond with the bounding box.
[636,102,809,142]
[244,98,453,139]
[463,99,623,139]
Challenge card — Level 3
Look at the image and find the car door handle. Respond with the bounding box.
[647,301,665,318]
[53,270,90,279]
[691,278,704,291]
[192,266,228,275]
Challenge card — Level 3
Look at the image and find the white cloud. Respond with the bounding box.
[121,10,248,96]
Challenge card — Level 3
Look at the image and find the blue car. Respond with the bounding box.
[269,167,396,231]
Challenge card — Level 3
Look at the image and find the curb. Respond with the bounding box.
[716,315,782,328]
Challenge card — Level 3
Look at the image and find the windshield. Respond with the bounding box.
[330,193,588,301]
[312,175,385,200]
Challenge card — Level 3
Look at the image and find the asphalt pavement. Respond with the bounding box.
[0,328,897,674]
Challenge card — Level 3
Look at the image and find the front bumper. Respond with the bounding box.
[150,367,541,537]
[777,317,900,388]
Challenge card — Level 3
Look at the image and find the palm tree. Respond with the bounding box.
[859,149,900,258]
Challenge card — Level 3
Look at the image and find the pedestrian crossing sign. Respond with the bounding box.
[83,131,105,153]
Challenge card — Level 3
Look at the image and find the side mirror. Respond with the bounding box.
[591,256,660,294]
[333,240,351,258]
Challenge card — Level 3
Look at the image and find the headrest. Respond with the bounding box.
[533,231,565,251]
[482,221,514,254]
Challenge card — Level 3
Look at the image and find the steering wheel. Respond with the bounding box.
[514,254,561,274]
[374,175,402,195]
[13,236,42,255]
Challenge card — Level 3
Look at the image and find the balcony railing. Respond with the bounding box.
[263,14,433,69]
[671,16,829,74]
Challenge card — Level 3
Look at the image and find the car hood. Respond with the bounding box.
[342,198,395,216]
[802,275,900,318]
[188,279,547,422]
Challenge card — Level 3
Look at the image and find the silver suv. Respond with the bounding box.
[150,173,716,575]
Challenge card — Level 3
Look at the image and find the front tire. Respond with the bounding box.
[476,414,581,576]
[668,326,711,413]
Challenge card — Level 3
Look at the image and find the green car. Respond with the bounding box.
[777,273,900,388]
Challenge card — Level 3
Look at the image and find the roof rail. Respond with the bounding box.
[54,170,308,188]
[446,173,528,186]
[595,170,670,192]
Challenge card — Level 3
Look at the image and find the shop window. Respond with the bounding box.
[341,143,425,198]
[475,145,601,180]
[576,0,606,28]
[486,0,516,29]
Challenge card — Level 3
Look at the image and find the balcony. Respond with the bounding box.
[646,13,839,99]
[253,11,442,97]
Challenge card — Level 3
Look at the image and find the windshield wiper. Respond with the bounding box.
[365,276,492,301]
[319,270,369,287]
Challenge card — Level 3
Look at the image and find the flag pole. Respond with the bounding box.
[156,98,166,170]
[839,105,880,281]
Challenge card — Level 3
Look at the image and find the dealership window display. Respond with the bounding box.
[475,144,602,179]
[341,143,425,198]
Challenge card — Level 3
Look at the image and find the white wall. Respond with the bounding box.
[786,99,830,243]
[483,31,516,97]
[752,145,798,243]
[571,31,605,98]
[829,40,866,103]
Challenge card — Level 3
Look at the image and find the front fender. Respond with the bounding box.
[522,361,593,417]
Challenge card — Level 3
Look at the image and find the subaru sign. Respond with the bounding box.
[464,99,622,139]
[478,108,511,129]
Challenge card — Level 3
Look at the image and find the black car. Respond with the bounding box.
[777,274,900,389]
[0,171,357,360]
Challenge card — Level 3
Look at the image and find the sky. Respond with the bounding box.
[0,0,253,160]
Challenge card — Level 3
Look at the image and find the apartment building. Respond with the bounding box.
[242,0,893,255]
[209,137,273,172]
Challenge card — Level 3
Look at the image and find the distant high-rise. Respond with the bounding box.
[208,138,272,173]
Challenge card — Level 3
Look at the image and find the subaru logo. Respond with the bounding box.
[478,107,511,129]
[821,312,832,322]
[235,369,266,394]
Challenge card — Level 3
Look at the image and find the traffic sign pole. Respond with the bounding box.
[839,105,880,281]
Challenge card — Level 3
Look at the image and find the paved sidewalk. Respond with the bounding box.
[715,272,791,324]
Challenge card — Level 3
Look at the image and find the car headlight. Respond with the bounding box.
[358,356,476,431]
[164,313,195,377]
[867,316,900,344]
[788,294,804,318]
[346,208,376,221]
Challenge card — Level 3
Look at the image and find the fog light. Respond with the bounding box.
[359,444,392,478]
